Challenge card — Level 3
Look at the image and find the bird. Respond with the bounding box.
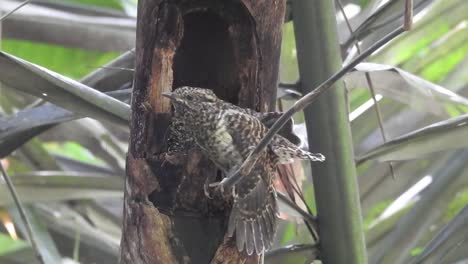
[162,86,325,255]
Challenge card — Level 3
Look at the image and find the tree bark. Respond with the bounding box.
[120,1,286,263]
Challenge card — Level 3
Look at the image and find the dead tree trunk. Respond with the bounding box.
[120,1,286,263]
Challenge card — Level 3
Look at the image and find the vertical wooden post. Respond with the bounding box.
[120,1,286,263]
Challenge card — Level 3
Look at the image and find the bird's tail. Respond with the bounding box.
[270,136,326,163]
[295,148,326,162]
[227,172,277,255]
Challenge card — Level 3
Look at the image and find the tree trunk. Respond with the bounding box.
[292,0,368,263]
[120,1,286,263]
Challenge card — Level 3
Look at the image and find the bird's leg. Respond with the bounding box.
[209,153,259,196]
[208,165,242,197]
[203,172,218,199]
[208,177,231,198]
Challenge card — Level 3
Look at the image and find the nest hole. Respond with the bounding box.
[172,11,240,104]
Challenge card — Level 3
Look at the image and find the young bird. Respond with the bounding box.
[163,86,324,255]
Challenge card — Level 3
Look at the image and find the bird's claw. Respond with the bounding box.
[203,182,214,199]
[208,178,231,197]
[209,181,225,194]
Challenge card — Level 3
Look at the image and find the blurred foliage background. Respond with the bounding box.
[0,0,467,263]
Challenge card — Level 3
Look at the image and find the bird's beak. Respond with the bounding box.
[162,92,175,100]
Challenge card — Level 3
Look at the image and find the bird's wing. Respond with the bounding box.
[221,102,300,145]
[220,109,277,255]
[221,108,325,163]
[227,160,277,256]
[220,109,268,159]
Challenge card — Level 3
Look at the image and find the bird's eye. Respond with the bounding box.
[186,95,193,101]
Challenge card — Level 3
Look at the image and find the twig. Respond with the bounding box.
[435,231,468,264]
[94,66,135,72]
[278,82,299,89]
[279,193,319,243]
[73,230,81,262]
[277,192,318,234]
[0,0,31,21]
[278,82,302,100]
[342,0,420,50]
[220,26,406,192]
[337,0,396,179]
[265,244,319,260]
[404,0,414,31]
[0,162,44,264]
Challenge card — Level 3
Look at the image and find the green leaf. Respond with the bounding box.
[34,204,119,258]
[349,89,371,113]
[64,0,124,10]
[341,0,434,50]
[280,222,296,245]
[0,50,133,158]
[420,42,468,82]
[370,150,468,264]
[44,142,106,166]
[410,247,424,257]
[346,63,468,117]
[0,51,130,126]
[1,1,135,51]
[363,200,392,229]
[0,88,131,158]
[357,114,468,163]
[0,173,123,206]
[372,0,466,66]
[1,40,120,79]
[410,206,468,263]
[444,189,468,221]
[0,233,28,256]
[280,23,299,83]
[9,206,63,264]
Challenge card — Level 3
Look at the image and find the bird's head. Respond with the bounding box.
[162,86,220,114]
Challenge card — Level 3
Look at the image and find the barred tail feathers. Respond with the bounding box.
[296,148,325,162]
[271,136,325,164]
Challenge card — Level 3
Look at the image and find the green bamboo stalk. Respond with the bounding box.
[292,0,367,263]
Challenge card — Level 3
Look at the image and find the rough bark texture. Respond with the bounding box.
[120,1,286,263]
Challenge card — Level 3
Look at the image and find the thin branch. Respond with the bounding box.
[342,0,421,50]
[0,162,44,264]
[404,0,414,31]
[265,244,319,260]
[278,82,302,99]
[277,192,318,237]
[23,98,46,110]
[336,0,396,179]
[94,66,135,72]
[274,124,318,240]
[435,231,468,264]
[337,0,386,141]
[221,26,406,191]
[0,0,31,21]
[277,192,316,225]
[73,230,81,262]
[283,167,314,218]
[278,82,299,89]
